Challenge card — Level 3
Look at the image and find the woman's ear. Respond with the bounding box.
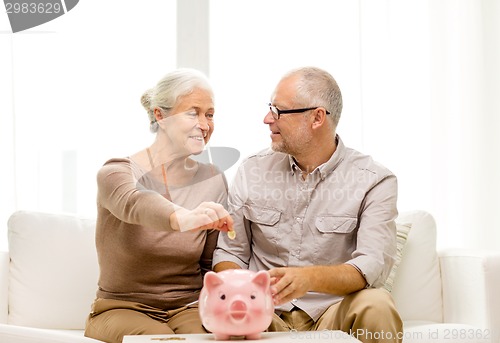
[154,108,164,121]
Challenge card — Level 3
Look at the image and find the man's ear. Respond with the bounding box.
[311,107,328,129]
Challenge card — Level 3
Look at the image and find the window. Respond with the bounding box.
[0,1,177,249]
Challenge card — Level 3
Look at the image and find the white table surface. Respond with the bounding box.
[123,331,361,342]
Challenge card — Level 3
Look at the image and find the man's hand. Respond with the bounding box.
[268,267,312,306]
[269,265,367,305]
[170,202,234,232]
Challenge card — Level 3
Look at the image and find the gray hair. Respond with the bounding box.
[141,68,214,133]
[284,67,343,127]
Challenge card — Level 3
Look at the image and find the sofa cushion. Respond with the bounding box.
[7,211,99,329]
[0,251,9,324]
[392,211,443,323]
[383,222,412,292]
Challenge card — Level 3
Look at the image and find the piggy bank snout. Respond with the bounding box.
[230,299,247,312]
[229,300,247,321]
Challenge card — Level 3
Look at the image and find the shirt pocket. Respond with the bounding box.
[315,216,357,233]
[313,216,358,264]
[243,205,281,226]
[243,206,282,255]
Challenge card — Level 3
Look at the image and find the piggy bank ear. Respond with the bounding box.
[204,271,224,290]
[252,270,270,290]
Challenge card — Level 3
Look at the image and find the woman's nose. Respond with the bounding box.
[198,116,210,131]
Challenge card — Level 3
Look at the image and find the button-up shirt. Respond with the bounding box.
[213,135,398,321]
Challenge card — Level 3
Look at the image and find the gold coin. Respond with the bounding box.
[228,230,236,240]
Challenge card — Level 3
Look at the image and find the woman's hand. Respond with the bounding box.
[170,201,234,232]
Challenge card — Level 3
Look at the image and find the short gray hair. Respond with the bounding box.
[141,68,214,133]
[285,67,343,127]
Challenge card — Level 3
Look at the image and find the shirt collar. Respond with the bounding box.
[288,134,346,179]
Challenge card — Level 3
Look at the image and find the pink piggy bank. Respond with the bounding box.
[199,269,274,340]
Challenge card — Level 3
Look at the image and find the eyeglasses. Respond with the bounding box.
[268,103,330,120]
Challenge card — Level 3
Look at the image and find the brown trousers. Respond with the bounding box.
[268,288,403,343]
[84,298,206,343]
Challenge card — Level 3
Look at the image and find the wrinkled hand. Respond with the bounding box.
[170,201,234,232]
[268,267,311,306]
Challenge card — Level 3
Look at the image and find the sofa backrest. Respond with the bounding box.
[7,211,98,330]
[392,210,443,323]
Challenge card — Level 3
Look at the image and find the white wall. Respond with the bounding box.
[0,1,177,250]
[1,0,499,251]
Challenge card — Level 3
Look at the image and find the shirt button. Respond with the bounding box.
[292,298,298,302]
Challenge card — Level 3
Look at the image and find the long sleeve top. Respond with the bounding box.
[95,157,228,310]
[213,135,398,321]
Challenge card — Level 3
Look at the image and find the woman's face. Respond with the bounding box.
[159,87,215,156]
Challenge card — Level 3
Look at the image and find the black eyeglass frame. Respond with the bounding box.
[268,103,330,120]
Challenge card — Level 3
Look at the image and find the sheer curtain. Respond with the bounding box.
[209,0,500,250]
[1,0,499,251]
[360,0,499,249]
[427,0,500,249]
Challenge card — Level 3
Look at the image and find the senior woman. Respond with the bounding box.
[84,68,233,343]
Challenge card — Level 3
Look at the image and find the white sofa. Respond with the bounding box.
[1,210,499,343]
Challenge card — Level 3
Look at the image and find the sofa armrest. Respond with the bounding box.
[439,249,500,337]
[0,251,9,324]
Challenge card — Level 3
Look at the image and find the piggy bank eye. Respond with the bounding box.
[250,293,256,300]
[220,294,226,300]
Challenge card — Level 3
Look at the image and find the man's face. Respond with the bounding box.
[264,76,313,156]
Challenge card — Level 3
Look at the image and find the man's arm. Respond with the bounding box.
[269,172,397,305]
[268,264,367,305]
[213,261,241,272]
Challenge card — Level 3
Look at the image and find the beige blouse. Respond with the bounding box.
[95,157,228,310]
